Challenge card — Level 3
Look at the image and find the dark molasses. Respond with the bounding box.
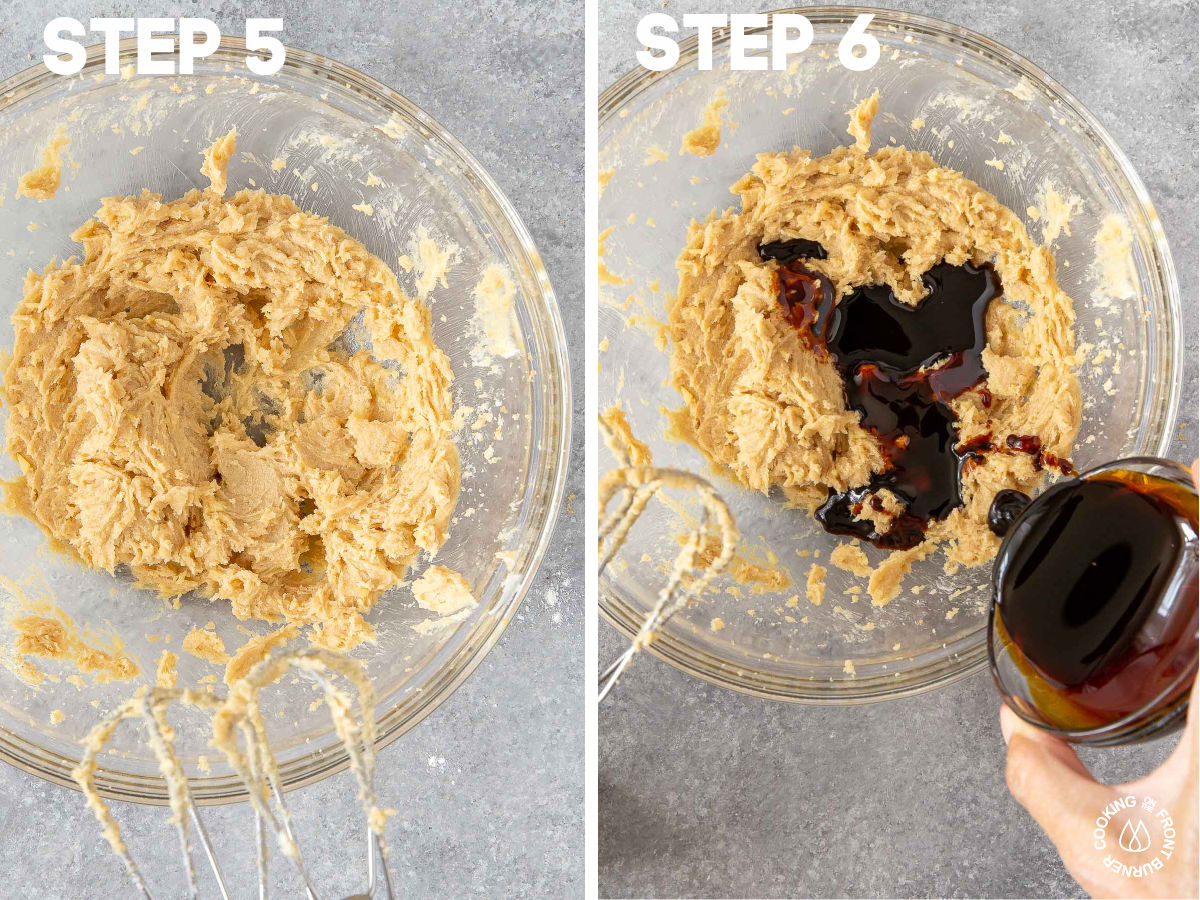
[992,469,1198,730]
[762,239,1000,549]
[758,237,828,263]
[776,264,835,348]
[824,262,999,401]
[814,364,965,549]
[1006,434,1042,455]
[1005,433,1076,475]
[987,488,1031,538]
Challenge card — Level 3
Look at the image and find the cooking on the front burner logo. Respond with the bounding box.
[1092,795,1178,878]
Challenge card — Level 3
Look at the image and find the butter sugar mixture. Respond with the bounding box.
[4,130,459,649]
[668,93,1081,604]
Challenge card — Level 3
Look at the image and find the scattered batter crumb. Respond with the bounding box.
[412,565,477,617]
[374,108,409,139]
[1009,77,1037,102]
[843,659,856,676]
[155,649,179,689]
[984,158,1005,170]
[868,545,932,607]
[710,617,725,632]
[599,261,624,286]
[830,543,873,579]
[183,628,229,665]
[270,157,286,171]
[11,611,138,684]
[644,145,669,165]
[806,564,827,605]
[473,263,520,358]
[1037,182,1080,244]
[1095,214,1135,299]
[599,168,615,191]
[408,566,472,638]
[199,129,235,194]
[598,225,627,286]
[50,709,65,724]
[910,117,925,130]
[693,537,791,593]
[410,226,456,298]
[946,606,960,620]
[680,88,729,157]
[600,406,651,466]
[846,91,879,151]
[351,202,374,217]
[17,127,70,200]
[223,624,297,686]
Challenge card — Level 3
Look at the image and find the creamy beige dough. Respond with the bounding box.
[411,565,476,616]
[668,93,1081,603]
[12,612,138,683]
[680,89,729,158]
[5,130,459,648]
[17,128,70,201]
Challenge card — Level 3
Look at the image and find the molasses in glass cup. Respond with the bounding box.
[988,457,1198,746]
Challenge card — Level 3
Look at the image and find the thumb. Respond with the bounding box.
[1002,706,1112,855]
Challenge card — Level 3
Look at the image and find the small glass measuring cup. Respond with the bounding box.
[988,457,1198,746]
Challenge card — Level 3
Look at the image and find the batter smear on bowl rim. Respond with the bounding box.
[667,92,1081,605]
[4,130,460,650]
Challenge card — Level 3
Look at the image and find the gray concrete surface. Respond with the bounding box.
[599,1,1199,897]
[0,2,583,898]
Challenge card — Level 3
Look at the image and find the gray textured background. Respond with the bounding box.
[0,2,583,898]
[599,1,1199,898]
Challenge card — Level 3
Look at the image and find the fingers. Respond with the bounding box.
[1145,672,1200,792]
[1001,706,1110,854]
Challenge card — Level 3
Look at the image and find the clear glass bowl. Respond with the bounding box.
[598,8,1181,702]
[989,457,1197,746]
[0,38,570,802]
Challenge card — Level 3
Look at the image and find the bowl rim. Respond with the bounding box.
[597,5,1183,704]
[0,35,572,803]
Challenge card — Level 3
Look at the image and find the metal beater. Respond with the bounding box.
[73,648,394,900]
[597,419,738,701]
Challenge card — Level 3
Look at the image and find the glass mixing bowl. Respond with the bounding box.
[0,38,570,802]
[598,8,1180,702]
